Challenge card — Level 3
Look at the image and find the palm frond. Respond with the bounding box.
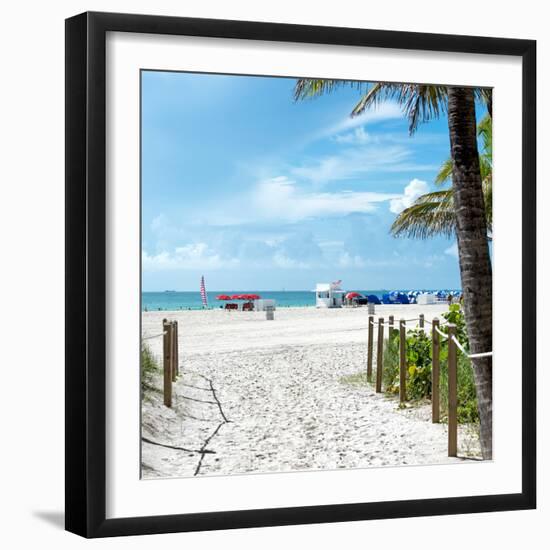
[474,88,493,117]
[435,159,453,186]
[403,85,448,134]
[352,83,448,134]
[482,176,492,231]
[477,113,492,160]
[350,82,398,116]
[293,79,365,101]
[479,155,492,183]
[295,79,449,135]
[391,179,493,240]
[390,190,455,239]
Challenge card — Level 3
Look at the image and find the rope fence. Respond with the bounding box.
[366,312,492,457]
[142,331,167,341]
[450,334,493,359]
[369,316,449,327]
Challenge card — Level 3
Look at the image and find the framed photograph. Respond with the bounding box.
[65,11,536,538]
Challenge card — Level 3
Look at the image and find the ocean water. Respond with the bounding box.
[141,290,387,311]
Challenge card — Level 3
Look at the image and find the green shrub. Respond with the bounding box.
[380,305,480,424]
[405,329,432,400]
[439,346,479,424]
[442,303,468,343]
[382,328,432,400]
[437,304,479,423]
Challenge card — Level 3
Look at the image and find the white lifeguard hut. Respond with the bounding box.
[314,281,345,308]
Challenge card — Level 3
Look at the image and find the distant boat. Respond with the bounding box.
[164,290,176,293]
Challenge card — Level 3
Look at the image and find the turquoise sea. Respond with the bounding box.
[143,290,388,311]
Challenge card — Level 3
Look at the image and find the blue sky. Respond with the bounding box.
[141,70,467,292]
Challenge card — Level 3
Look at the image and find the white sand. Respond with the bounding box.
[141,304,480,478]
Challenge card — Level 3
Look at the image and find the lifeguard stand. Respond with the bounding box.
[314,282,345,308]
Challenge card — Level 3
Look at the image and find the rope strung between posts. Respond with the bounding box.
[450,334,493,359]
[370,317,444,326]
[434,325,449,340]
[369,314,449,330]
[142,331,167,341]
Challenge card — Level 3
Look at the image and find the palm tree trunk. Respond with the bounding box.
[447,87,493,459]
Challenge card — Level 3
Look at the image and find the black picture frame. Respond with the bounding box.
[65,11,536,538]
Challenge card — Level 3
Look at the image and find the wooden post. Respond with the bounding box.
[419,313,425,328]
[399,319,407,402]
[174,320,179,378]
[367,315,374,382]
[163,319,172,407]
[376,317,384,393]
[388,315,394,340]
[432,318,440,423]
[171,321,177,382]
[447,323,458,456]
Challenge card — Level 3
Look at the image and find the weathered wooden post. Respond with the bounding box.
[367,315,374,382]
[376,317,384,393]
[174,320,179,378]
[432,318,440,423]
[399,319,407,402]
[447,323,458,456]
[388,315,395,341]
[163,319,172,407]
[419,313,425,328]
[171,321,177,383]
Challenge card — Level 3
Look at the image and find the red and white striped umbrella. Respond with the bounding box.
[200,275,208,308]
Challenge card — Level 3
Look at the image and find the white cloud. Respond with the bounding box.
[252,176,398,222]
[142,227,328,272]
[272,253,315,269]
[338,251,367,268]
[302,102,403,147]
[142,243,240,271]
[389,178,429,214]
[150,214,167,233]
[333,127,375,145]
[444,243,458,258]
[327,102,403,136]
[290,145,412,185]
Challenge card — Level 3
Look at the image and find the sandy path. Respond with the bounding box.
[141,305,478,478]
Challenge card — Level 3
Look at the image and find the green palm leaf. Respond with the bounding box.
[390,190,455,239]
[435,159,453,186]
[295,79,448,134]
[293,79,492,237]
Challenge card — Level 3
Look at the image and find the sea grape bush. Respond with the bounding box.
[405,329,432,400]
[381,304,479,424]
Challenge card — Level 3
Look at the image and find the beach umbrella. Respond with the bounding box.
[246,294,261,300]
[346,292,362,300]
[216,294,232,300]
[231,294,245,300]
